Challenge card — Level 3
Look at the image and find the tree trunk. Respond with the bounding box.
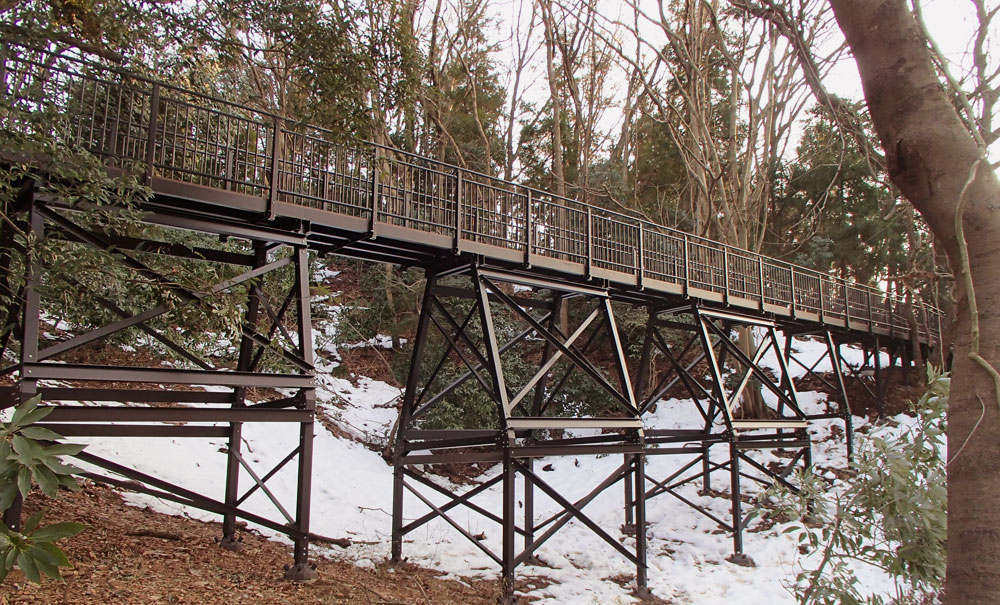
[830,1,1000,600]
[540,0,567,199]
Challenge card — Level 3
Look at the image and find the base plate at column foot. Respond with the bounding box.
[632,586,660,602]
[284,562,319,582]
[725,552,756,567]
[217,535,243,552]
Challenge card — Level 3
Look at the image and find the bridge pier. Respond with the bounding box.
[2,194,319,580]
[391,263,647,601]
[635,304,812,562]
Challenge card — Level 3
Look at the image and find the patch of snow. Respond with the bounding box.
[60,335,923,604]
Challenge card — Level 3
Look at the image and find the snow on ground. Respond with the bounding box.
[59,331,913,603]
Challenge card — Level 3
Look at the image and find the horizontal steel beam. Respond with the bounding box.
[506,417,642,430]
[477,267,609,298]
[37,423,229,438]
[40,406,312,423]
[41,387,234,404]
[23,363,314,388]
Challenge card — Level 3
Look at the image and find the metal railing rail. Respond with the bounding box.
[0,45,941,345]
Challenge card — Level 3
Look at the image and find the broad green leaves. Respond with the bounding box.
[0,517,86,584]
[1,396,85,506]
[1,395,87,584]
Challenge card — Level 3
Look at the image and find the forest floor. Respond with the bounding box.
[1,482,509,605]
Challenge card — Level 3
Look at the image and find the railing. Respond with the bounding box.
[0,45,941,344]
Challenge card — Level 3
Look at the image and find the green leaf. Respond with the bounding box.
[27,545,62,580]
[16,466,32,497]
[43,443,86,457]
[16,550,41,584]
[10,396,51,429]
[0,479,18,510]
[33,541,71,568]
[56,474,81,492]
[9,396,39,428]
[11,435,34,465]
[31,522,86,543]
[19,426,63,441]
[33,464,59,497]
[23,510,45,534]
[4,543,17,569]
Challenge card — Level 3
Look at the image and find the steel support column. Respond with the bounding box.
[285,246,317,581]
[391,263,645,602]
[637,304,811,563]
[221,242,268,551]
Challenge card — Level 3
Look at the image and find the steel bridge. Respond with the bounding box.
[0,46,939,598]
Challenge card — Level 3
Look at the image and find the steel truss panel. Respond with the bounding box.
[4,197,319,580]
[392,263,647,601]
[632,303,813,561]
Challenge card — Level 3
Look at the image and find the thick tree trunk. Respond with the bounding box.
[830,1,1000,601]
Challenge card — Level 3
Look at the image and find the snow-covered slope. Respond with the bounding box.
[65,332,910,603]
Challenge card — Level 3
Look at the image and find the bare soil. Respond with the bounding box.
[2,482,505,605]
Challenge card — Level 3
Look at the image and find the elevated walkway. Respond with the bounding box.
[1,46,940,346]
[1,45,940,599]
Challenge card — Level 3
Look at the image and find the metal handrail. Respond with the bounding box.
[0,44,941,344]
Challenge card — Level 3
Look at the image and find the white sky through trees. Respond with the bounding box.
[415,0,995,167]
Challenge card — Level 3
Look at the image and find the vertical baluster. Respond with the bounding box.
[722,248,730,303]
[818,276,826,321]
[454,169,463,251]
[525,189,533,266]
[637,222,645,289]
[757,257,765,310]
[682,234,690,297]
[789,267,797,315]
[585,207,593,278]
[145,83,160,184]
[268,116,282,219]
[369,145,380,234]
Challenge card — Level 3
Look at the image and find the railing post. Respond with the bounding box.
[885,291,893,337]
[919,302,928,341]
[818,275,825,321]
[369,145,381,236]
[757,257,765,310]
[268,116,282,220]
[682,234,690,297]
[789,267,797,315]
[145,83,161,185]
[842,278,849,323]
[637,222,645,289]
[585,206,593,279]
[722,247,730,304]
[935,304,944,355]
[866,290,874,332]
[454,170,463,252]
[525,189,533,267]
